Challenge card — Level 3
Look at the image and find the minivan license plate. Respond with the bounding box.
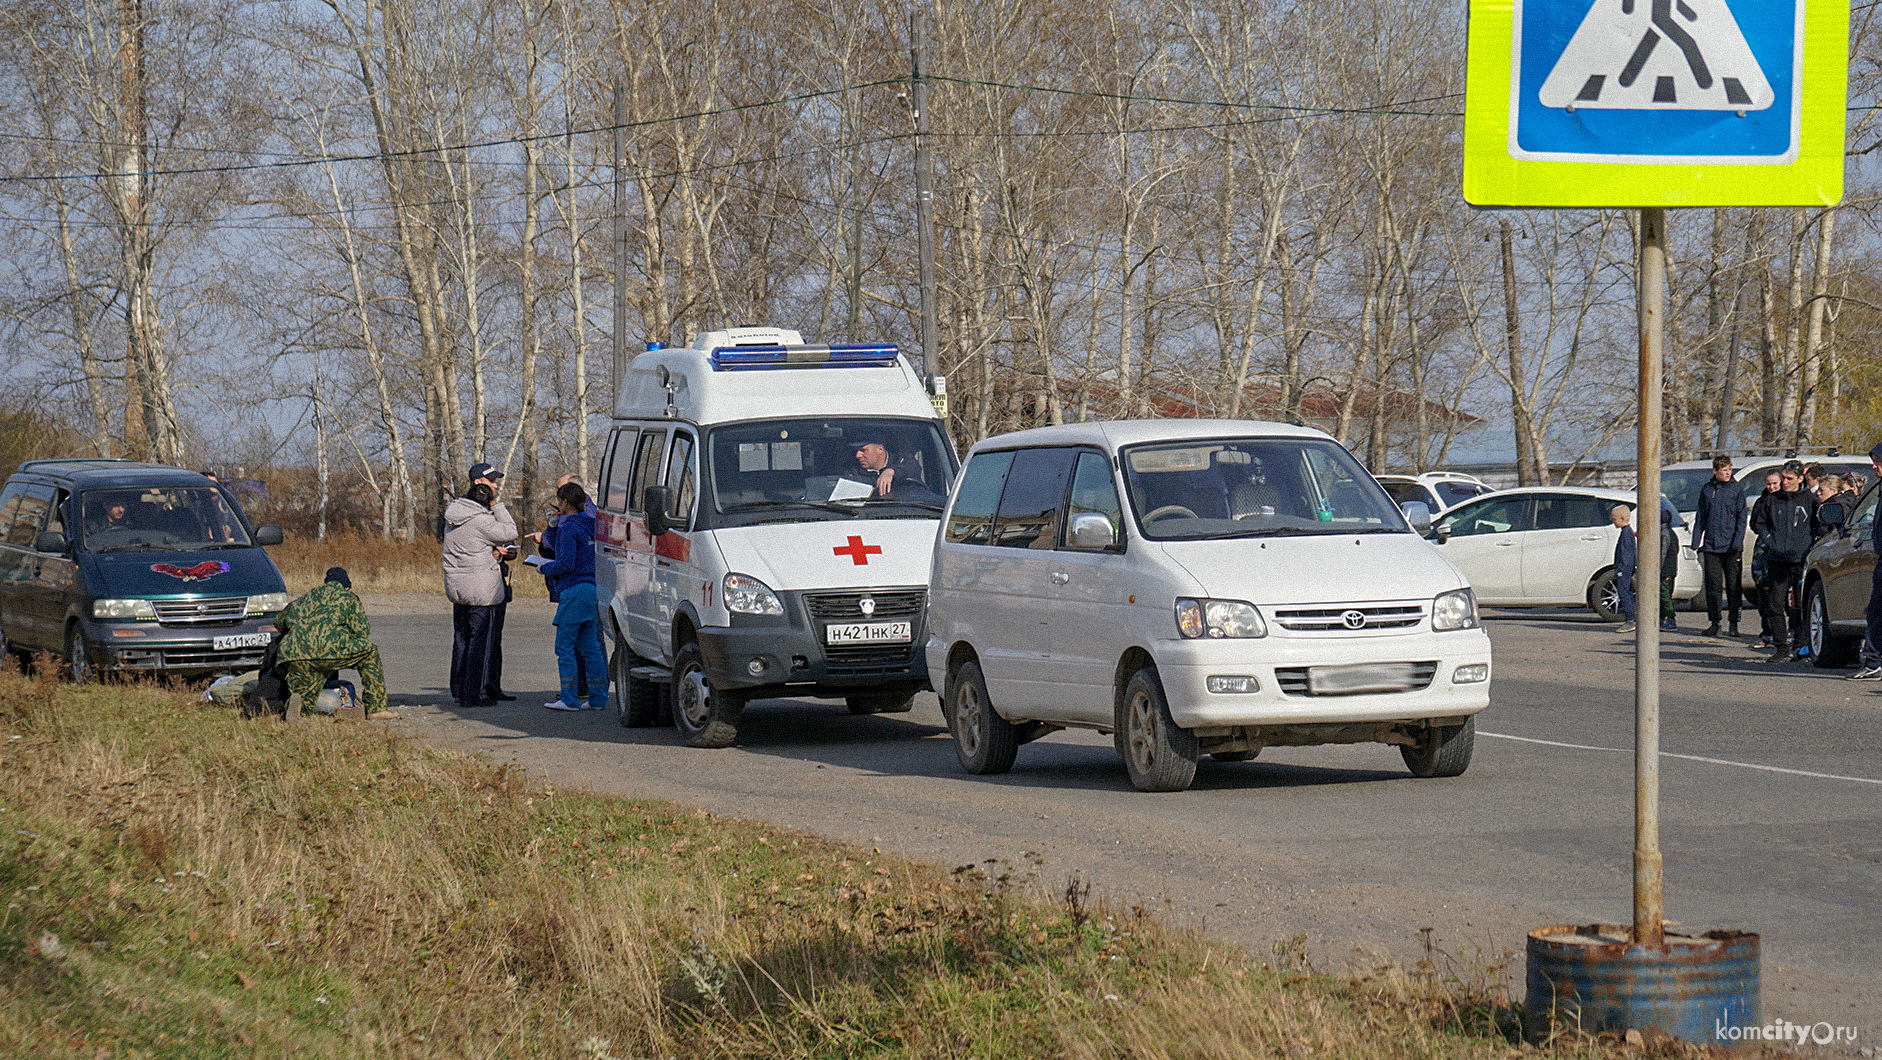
[213,632,272,651]
[824,621,912,645]
[1307,662,1418,695]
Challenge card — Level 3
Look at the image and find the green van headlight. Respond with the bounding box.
[93,599,157,620]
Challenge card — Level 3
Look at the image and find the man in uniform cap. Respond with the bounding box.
[851,437,927,500]
[466,463,517,701]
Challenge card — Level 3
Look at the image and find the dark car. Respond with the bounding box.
[0,459,288,681]
[1801,481,1878,668]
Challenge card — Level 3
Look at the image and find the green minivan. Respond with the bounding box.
[0,459,288,680]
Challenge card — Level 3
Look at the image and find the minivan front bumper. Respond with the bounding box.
[87,614,278,674]
[1153,628,1493,729]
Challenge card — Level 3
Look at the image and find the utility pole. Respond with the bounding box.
[910,10,939,391]
[612,81,629,415]
[1634,206,1667,948]
[314,353,329,542]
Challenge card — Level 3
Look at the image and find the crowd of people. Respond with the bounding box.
[1612,448,1882,669]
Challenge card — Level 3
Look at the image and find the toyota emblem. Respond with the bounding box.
[859,596,876,617]
[1341,609,1367,630]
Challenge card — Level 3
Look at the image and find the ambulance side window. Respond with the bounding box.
[664,432,696,529]
[602,429,640,513]
[629,429,668,514]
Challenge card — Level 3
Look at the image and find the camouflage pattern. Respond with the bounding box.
[276,581,374,662]
[280,649,387,714]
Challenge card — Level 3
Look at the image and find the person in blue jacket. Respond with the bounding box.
[1693,454,1747,637]
[1612,504,1637,634]
[533,482,607,711]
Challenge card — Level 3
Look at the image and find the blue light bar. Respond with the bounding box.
[708,343,901,371]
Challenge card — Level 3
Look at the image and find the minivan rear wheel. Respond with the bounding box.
[64,624,96,685]
[946,660,1016,775]
[1119,666,1198,793]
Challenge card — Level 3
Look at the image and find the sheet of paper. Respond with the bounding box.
[828,477,874,501]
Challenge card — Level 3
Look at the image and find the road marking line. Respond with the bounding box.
[1480,731,1882,786]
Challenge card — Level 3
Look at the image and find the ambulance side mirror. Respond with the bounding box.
[643,486,671,537]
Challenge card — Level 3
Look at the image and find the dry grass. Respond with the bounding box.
[268,530,545,597]
[0,669,1738,1059]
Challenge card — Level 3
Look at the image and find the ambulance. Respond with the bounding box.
[597,327,956,747]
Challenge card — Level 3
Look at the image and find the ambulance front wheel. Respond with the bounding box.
[672,640,745,748]
[846,691,915,715]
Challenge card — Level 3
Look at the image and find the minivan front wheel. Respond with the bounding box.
[64,624,96,685]
[1118,667,1198,792]
[946,660,1016,774]
[1401,715,1475,778]
[1806,581,1857,669]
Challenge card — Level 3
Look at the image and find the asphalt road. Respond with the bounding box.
[360,596,1881,1036]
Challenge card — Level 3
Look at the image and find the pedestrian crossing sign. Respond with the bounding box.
[1463,0,1848,206]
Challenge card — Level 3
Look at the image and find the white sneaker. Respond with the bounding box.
[544,699,580,711]
[1847,666,1882,681]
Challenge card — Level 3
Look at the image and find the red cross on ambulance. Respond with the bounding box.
[832,535,883,565]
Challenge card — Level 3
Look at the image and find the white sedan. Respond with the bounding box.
[1427,486,1702,620]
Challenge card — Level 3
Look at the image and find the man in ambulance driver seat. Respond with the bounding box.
[851,438,934,502]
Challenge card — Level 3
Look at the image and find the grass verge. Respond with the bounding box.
[0,669,1702,1059]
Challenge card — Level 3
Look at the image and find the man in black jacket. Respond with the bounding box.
[1694,454,1747,637]
[1749,463,1819,661]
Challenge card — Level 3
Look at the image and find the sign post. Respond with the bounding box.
[1463,0,1847,1042]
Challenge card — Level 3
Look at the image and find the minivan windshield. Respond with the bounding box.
[80,488,252,551]
[707,417,955,522]
[1121,437,1408,540]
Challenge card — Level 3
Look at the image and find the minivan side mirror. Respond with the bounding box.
[1066,512,1117,550]
[34,530,67,555]
[642,486,672,537]
[1819,501,1846,528]
[254,524,284,546]
[1399,500,1432,533]
[1432,523,1452,544]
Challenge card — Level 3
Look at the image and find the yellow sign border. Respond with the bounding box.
[1462,0,1849,207]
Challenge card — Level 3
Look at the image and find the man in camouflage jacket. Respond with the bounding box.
[275,567,391,720]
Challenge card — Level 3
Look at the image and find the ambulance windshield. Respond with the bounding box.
[708,418,954,519]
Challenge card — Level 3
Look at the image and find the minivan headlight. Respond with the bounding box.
[724,573,784,616]
[93,598,157,620]
[247,592,291,616]
[1175,598,1267,639]
[1432,588,1479,631]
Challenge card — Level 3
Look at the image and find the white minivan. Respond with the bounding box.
[924,420,1492,792]
[598,327,955,747]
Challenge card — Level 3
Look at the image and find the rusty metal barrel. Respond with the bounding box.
[1526,924,1759,1045]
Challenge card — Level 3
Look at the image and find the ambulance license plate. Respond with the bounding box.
[1307,662,1419,695]
[213,632,273,651]
[824,621,912,645]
